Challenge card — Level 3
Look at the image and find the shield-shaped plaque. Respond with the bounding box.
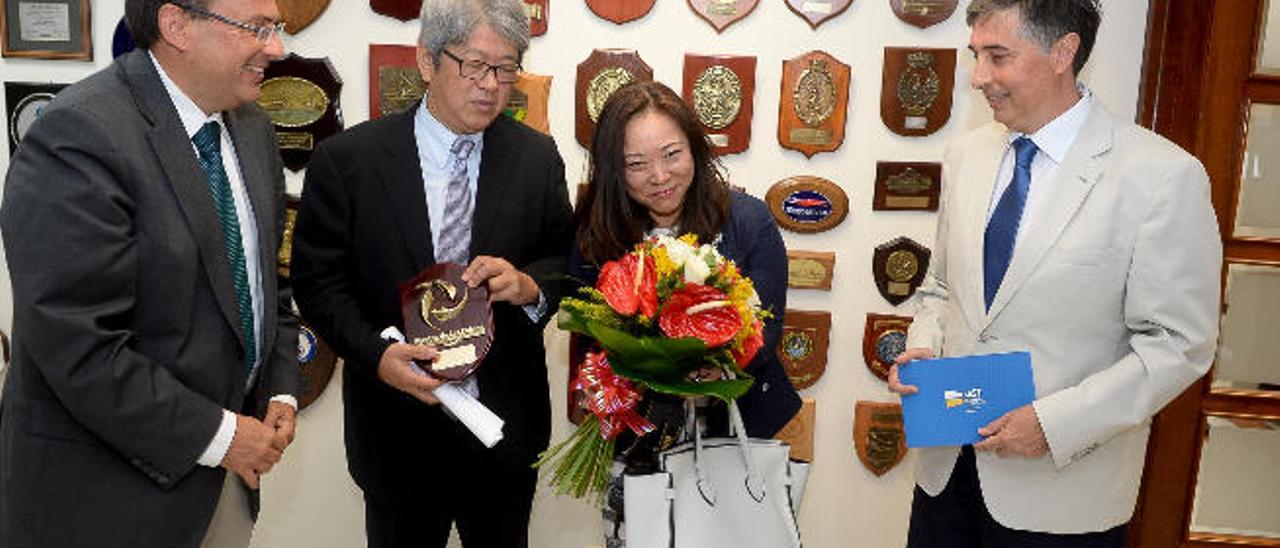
[777,310,831,390]
[398,263,495,381]
[873,161,941,211]
[586,0,655,24]
[111,18,136,58]
[371,0,422,21]
[890,0,958,29]
[506,71,552,134]
[862,313,913,381]
[873,236,931,306]
[369,44,425,120]
[6,81,69,154]
[279,0,331,34]
[259,53,344,171]
[277,195,300,278]
[787,250,836,290]
[881,47,956,137]
[525,0,548,36]
[854,401,906,476]
[575,49,653,148]
[765,176,849,234]
[688,0,759,33]
[784,0,853,29]
[778,51,850,158]
[682,54,755,155]
[296,318,337,410]
[773,398,816,462]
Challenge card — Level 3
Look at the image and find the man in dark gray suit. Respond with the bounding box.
[0,1,299,546]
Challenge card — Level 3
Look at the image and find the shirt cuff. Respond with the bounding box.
[270,394,298,410]
[522,291,547,322]
[197,409,237,467]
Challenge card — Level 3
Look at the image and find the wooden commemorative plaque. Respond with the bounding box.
[369,44,425,120]
[873,161,941,211]
[765,176,849,234]
[506,71,551,135]
[277,195,300,278]
[525,0,548,36]
[687,0,759,33]
[854,401,906,476]
[259,53,344,171]
[890,0,957,29]
[586,0,655,24]
[398,263,494,381]
[787,250,836,290]
[881,47,955,137]
[278,0,331,34]
[773,398,816,462]
[778,51,850,158]
[575,49,653,148]
[682,54,755,155]
[862,313,912,381]
[777,309,831,390]
[371,0,422,21]
[872,236,931,306]
[5,81,69,154]
[296,317,337,410]
[784,0,853,29]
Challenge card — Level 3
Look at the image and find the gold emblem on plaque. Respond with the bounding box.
[885,250,919,296]
[587,67,635,122]
[902,0,950,16]
[379,67,426,117]
[896,52,940,117]
[886,167,933,195]
[693,65,743,131]
[708,0,738,15]
[418,279,470,329]
[258,76,330,128]
[794,59,836,127]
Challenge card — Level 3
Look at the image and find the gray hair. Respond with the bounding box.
[966,0,1102,75]
[417,0,530,63]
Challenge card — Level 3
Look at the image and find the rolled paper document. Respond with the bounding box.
[380,326,505,448]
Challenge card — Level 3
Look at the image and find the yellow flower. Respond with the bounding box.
[679,233,700,247]
[652,246,678,280]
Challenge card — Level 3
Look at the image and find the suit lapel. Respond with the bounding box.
[984,106,1114,324]
[957,128,1007,331]
[471,118,513,256]
[124,51,246,348]
[377,107,434,272]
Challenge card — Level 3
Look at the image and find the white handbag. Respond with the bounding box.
[623,400,809,548]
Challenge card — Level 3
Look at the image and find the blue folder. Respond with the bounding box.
[898,351,1035,447]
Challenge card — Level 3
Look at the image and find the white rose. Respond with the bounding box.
[664,239,695,268]
[683,254,711,284]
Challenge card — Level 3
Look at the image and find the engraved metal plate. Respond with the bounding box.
[277,195,300,277]
[259,77,330,127]
[587,66,635,122]
[890,0,958,29]
[682,53,756,155]
[872,236,931,306]
[787,250,836,290]
[692,65,742,130]
[575,49,653,148]
[873,161,941,211]
[854,401,907,476]
[882,47,956,137]
[688,0,760,32]
[259,53,344,171]
[369,44,424,119]
[779,51,850,157]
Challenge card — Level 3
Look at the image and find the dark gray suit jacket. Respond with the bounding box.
[0,50,298,547]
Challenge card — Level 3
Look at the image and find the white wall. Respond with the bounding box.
[0,1,1152,546]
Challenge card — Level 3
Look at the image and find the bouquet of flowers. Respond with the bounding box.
[535,234,769,502]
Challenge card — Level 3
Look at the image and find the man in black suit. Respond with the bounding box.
[0,1,299,547]
[290,0,572,545]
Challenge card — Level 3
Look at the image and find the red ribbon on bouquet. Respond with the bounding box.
[574,351,655,439]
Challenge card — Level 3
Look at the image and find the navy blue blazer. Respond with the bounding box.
[569,191,801,438]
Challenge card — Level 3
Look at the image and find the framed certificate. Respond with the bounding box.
[1,0,92,60]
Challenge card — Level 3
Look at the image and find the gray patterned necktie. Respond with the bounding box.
[436,137,475,265]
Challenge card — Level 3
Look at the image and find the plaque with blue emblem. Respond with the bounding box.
[765,175,848,234]
[777,309,830,389]
[862,313,912,381]
[6,81,69,154]
[296,319,337,410]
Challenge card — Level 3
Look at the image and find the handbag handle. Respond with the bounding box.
[687,397,767,506]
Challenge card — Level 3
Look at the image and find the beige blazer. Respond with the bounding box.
[905,102,1221,533]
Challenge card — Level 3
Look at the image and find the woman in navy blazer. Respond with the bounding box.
[569,81,800,542]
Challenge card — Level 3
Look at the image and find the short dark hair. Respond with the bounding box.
[574,81,732,266]
[967,0,1101,74]
[125,0,211,49]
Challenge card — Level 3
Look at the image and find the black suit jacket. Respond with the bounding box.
[0,50,297,548]
[292,105,572,504]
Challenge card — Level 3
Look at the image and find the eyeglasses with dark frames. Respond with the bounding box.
[440,49,522,85]
[171,2,285,44]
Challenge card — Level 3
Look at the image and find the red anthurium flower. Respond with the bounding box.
[731,320,764,366]
[596,251,658,317]
[658,284,741,348]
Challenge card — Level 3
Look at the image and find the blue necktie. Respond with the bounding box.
[436,137,475,265]
[192,121,255,373]
[983,137,1038,311]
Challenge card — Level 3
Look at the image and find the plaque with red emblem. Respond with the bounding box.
[778,50,850,158]
[278,0,331,34]
[688,0,758,33]
[777,309,831,390]
[682,54,755,155]
[873,161,941,211]
[371,0,422,21]
[586,0,655,24]
[258,53,344,171]
[784,0,853,29]
[575,49,653,148]
[862,313,913,381]
[881,47,955,137]
[889,0,957,29]
[398,263,494,381]
[369,44,425,120]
